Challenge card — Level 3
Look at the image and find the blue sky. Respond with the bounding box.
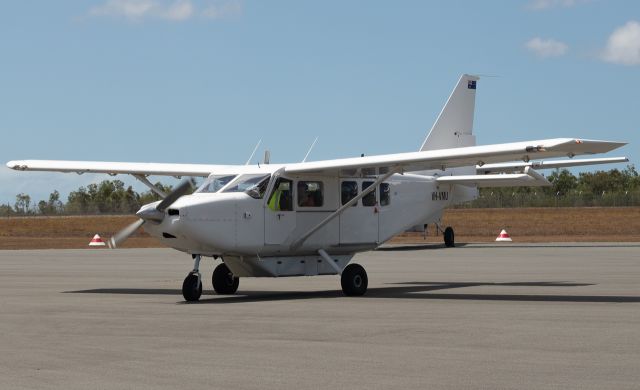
[1,0,638,204]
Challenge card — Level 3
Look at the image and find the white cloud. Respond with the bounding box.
[202,0,242,20]
[88,0,241,22]
[89,0,159,21]
[162,0,194,21]
[525,37,568,58]
[600,21,640,66]
[527,0,591,11]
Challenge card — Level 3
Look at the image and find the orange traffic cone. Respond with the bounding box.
[495,229,512,242]
[89,234,106,246]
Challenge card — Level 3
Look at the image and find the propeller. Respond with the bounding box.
[108,218,145,249]
[108,178,195,249]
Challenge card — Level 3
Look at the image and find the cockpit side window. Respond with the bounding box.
[196,175,236,193]
[267,178,293,211]
[223,174,271,199]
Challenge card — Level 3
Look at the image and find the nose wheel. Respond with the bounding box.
[182,273,202,302]
[182,254,203,302]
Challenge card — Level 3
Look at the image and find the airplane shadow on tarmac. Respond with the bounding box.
[65,280,640,304]
[378,243,640,250]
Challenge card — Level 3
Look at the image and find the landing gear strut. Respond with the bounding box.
[444,226,455,247]
[212,262,239,294]
[182,254,203,302]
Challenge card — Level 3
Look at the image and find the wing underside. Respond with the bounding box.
[437,167,550,187]
[477,157,629,174]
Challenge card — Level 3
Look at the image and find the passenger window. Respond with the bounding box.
[297,181,324,207]
[380,183,390,206]
[341,181,358,206]
[362,181,376,207]
[268,178,293,211]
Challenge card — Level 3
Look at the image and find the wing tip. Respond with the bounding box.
[6,160,22,170]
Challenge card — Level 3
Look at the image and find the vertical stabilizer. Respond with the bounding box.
[419,74,478,151]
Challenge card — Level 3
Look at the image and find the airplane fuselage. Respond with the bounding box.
[141,172,475,277]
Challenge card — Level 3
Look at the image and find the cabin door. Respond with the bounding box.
[339,180,379,244]
[264,178,296,244]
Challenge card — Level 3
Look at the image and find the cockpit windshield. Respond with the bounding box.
[196,175,236,193]
[222,174,271,199]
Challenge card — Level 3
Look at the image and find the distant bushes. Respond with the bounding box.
[1,180,172,216]
[459,165,640,208]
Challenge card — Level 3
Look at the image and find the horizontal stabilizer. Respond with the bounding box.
[437,167,551,187]
[477,157,629,174]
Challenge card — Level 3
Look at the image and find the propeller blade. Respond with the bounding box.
[108,219,145,249]
[156,178,195,212]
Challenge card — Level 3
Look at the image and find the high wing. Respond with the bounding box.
[476,157,629,175]
[6,138,626,178]
[284,138,626,175]
[5,160,255,177]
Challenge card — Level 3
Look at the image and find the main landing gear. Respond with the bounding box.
[341,263,368,296]
[443,226,455,247]
[318,249,368,296]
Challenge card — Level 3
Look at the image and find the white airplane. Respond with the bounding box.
[6,74,628,301]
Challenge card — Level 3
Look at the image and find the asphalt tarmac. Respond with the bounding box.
[1,244,639,389]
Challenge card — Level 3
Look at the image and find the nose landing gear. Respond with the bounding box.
[182,254,202,302]
[182,255,239,301]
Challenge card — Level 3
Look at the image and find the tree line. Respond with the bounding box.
[1,180,172,216]
[1,166,639,216]
[467,165,640,208]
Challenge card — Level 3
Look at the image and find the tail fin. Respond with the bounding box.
[419,74,478,151]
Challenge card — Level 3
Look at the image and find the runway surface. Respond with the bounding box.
[1,244,639,389]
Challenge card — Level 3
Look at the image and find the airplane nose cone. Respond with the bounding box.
[136,204,164,222]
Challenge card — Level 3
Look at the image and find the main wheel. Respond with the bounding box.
[182,273,202,302]
[341,263,368,296]
[212,263,239,295]
[444,226,455,247]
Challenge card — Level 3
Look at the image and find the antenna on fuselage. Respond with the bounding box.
[245,139,262,165]
[264,150,270,164]
[302,137,319,162]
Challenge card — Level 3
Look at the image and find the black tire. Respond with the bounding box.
[341,263,368,296]
[212,263,239,295]
[444,226,455,247]
[182,273,202,302]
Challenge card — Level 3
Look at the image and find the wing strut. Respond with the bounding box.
[133,174,168,199]
[318,249,343,275]
[291,168,399,250]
